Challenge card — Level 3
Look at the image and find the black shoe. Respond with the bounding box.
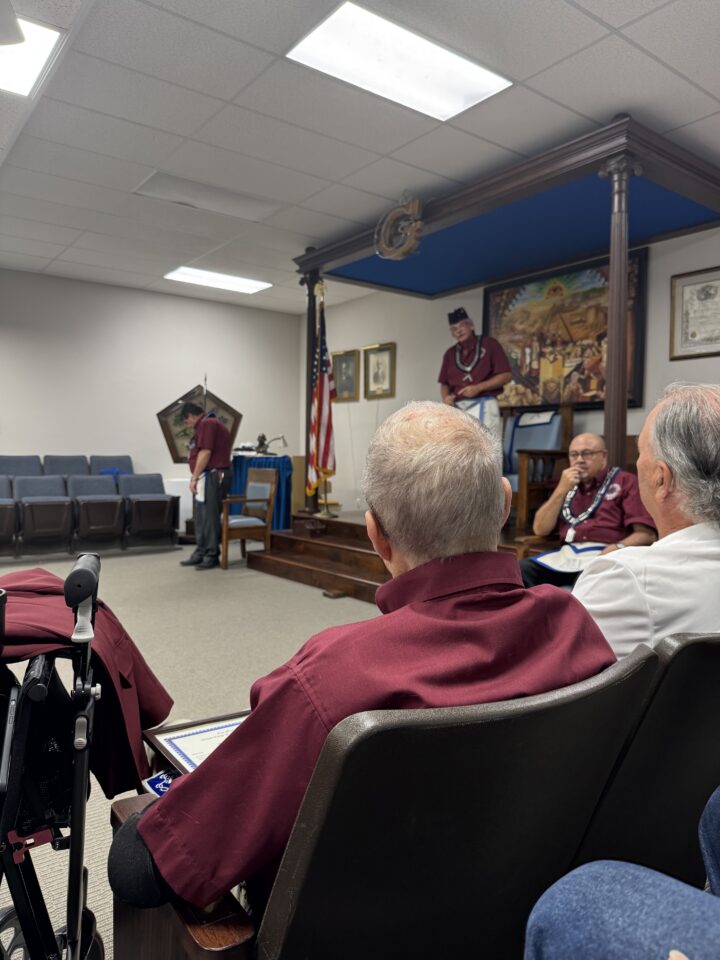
[195,558,219,571]
[180,554,203,566]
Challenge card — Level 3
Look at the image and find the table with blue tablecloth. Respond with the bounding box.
[230,454,293,530]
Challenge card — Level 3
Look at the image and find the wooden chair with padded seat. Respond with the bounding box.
[111,644,658,960]
[221,467,277,570]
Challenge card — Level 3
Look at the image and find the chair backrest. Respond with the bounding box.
[246,468,277,522]
[0,456,43,477]
[574,632,720,887]
[67,475,118,497]
[503,410,565,475]
[117,473,165,496]
[90,455,134,475]
[13,475,66,499]
[43,455,89,476]
[0,475,10,498]
[257,646,659,960]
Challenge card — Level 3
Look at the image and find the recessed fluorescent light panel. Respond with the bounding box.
[165,267,272,295]
[0,18,62,96]
[287,2,511,121]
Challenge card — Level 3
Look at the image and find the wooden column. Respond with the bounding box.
[301,258,319,514]
[599,153,641,468]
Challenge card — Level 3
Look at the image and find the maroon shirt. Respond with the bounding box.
[139,552,614,908]
[0,568,173,797]
[189,414,231,472]
[438,335,511,396]
[556,468,655,543]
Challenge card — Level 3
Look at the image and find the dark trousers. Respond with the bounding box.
[193,470,230,559]
[519,557,580,590]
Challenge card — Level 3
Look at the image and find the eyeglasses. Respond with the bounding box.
[568,449,606,460]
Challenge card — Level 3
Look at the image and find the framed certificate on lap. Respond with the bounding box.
[144,712,249,774]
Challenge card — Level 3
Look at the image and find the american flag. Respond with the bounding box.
[306,284,336,495]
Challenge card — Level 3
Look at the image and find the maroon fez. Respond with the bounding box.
[448,307,470,326]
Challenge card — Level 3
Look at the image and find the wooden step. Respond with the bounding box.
[291,512,372,545]
[269,530,386,576]
[247,551,384,603]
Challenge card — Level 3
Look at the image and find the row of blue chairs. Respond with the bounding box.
[0,473,178,554]
[0,455,134,478]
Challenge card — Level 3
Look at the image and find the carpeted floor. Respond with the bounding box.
[0,544,377,957]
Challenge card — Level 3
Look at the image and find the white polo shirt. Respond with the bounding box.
[572,522,720,658]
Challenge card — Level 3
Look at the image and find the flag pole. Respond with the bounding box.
[300,259,319,515]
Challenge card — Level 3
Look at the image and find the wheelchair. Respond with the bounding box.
[0,556,105,960]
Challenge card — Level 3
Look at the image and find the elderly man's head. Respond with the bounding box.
[361,402,509,573]
[638,382,720,531]
[567,433,607,486]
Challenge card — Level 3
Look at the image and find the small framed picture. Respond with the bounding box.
[363,342,396,400]
[670,266,720,360]
[332,349,360,402]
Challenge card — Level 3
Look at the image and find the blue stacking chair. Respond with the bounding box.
[89,455,134,476]
[44,455,89,477]
[0,456,43,478]
[68,475,125,547]
[13,475,73,554]
[117,474,177,544]
[0,475,17,548]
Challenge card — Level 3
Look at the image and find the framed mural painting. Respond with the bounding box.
[670,265,720,360]
[483,249,647,410]
[156,385,242,463]
[332,349,360,402]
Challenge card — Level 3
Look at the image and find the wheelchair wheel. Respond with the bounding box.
[0,909,104,959]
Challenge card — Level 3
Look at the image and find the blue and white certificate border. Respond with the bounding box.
[159,720,243,772]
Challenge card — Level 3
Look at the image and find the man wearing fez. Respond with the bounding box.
[438,306,512,436]
[179,401,232,571]
[109,402,613,915]
[519,432,655,590]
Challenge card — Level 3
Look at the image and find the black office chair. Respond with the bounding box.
[113,645,658,960]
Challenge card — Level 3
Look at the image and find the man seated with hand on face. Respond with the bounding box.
[519,432,656,590]
[108,402,614,918]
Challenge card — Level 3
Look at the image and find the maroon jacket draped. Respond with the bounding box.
[0,568,173,797]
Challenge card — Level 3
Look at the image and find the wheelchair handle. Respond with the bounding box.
[64,554,101,610]
[0,589,5,641]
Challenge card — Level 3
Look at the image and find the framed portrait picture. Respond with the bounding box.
[332,349,360,402]
[483,249,647,410]
[364,342,396,399]
[670,266,720,360]
[156,385,242,463]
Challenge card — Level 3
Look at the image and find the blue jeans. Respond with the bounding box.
[525,785,720,959]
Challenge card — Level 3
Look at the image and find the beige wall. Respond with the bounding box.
[0,269,302,477]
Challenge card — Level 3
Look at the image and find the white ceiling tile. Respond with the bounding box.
[220,219,318,255]
[44,260,156,288]
[248,287,306,310]
[8,135,154,191]
[0,251,52,271]
[451,86,599,156]
[263,205,360,243]
[71,229,210,260]
[146,0,339,55]
[570,0,678,28]
[25,99,183,166]
[323,279,373,303]
[622,0,720,99]
[527,35,720,131]
[342,157,458,202]
[108,192,246,242]
[0,214,81,245]
[363,0,609,80]
[0,92,27,150]
[391,127,520,182]
[0,165,128,214]
[0,192,98,229]
[49,52,223,135]
[15,0,87,30]
[161,140,330,204]
[235,60,439,154]
[188,237,300,273]
[0,233,66,258]
[56,244,177,275]
[301,184,390,225]
[665,112,720,165]
[193,105,379,181]
[74,0,274,100]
